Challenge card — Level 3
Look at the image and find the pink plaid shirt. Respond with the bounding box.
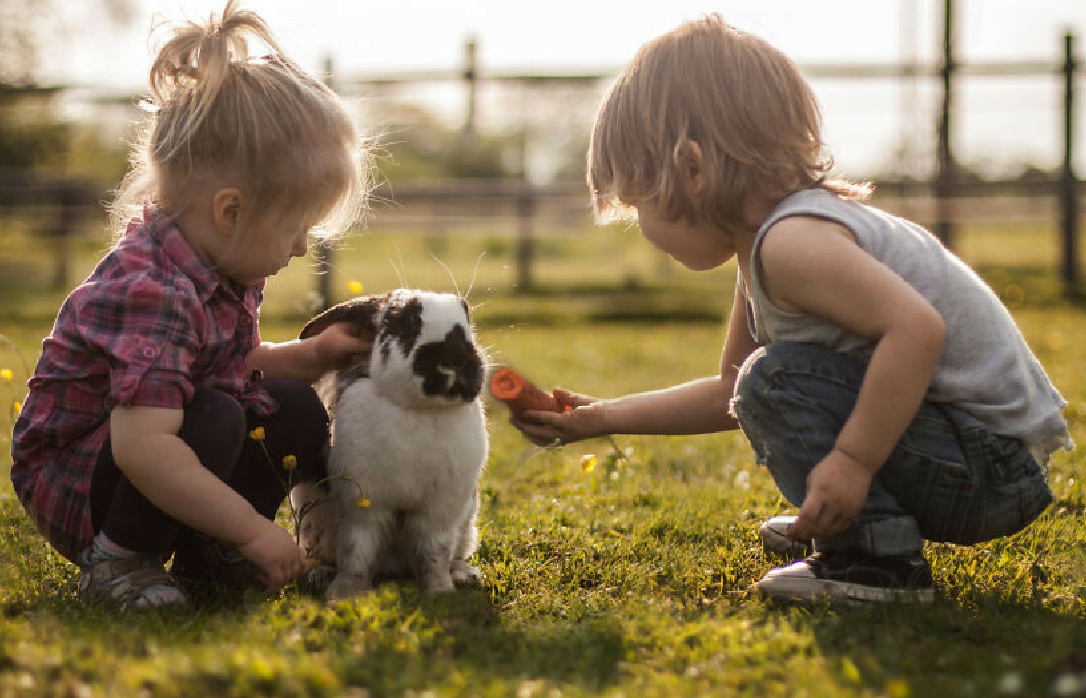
[10,207,277,562]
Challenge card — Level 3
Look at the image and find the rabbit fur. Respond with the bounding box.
[291,289,488,598]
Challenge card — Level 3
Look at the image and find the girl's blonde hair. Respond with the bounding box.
[587,14,870,231]
[110,0,371,242]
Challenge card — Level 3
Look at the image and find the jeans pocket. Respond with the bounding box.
[962,429,1054,543]
[885,432,979,544]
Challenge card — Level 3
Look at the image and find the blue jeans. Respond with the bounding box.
[730,342,1053,556]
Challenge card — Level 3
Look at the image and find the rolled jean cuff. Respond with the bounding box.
[814,516,923,556]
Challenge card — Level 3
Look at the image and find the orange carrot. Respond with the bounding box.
[489,366,562,416]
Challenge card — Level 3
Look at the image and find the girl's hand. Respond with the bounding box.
[312,322,371,373]
[510,388,607,447]
[788,448,874,541]
[236,519,307,591]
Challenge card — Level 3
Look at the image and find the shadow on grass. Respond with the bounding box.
[758,587,1086,696]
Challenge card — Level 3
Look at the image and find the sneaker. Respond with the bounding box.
[757,515,810,555]
[756,549,935,604]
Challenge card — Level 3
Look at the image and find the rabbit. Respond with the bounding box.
[291,289,488,598]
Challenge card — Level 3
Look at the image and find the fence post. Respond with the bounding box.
[1061,31,1079,294]
[463,37,478,138]
[934,0,956,248]
[314,55,336,310]
[515,182,535,291]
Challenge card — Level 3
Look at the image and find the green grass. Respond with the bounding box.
[1,221,1086,697]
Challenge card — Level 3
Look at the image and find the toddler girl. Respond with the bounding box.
[11,0,371,609]
[512,14,1072,603]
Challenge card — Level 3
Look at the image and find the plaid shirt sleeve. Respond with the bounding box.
[78,269,202,411]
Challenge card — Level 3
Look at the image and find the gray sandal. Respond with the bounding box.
[78,554,189,610]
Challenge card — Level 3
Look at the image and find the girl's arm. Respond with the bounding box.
[109,405,305,589]
[758,215,946,540]
[513,278,758,445]
[247,322,370,383]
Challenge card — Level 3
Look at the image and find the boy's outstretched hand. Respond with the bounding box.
[510,388,603,447]
[788,448,874,541]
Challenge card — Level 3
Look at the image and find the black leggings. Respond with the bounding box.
[89,378,329,555]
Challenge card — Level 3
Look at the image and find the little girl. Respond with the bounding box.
[512,15,1072,603]
[10,1,372,609]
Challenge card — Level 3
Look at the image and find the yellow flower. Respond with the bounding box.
[886,679,910,698]
[348,280,364,294]
[248,427,266,441]
[11,401,20,416]
[281,455,297,470]
[0,368,12,381]
[581,454,598,473]
[356,495,371,508]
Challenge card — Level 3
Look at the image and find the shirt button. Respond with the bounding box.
[141,346,157,359]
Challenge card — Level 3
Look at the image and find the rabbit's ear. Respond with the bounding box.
[299,294,387,340]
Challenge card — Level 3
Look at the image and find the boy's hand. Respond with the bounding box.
[510,388,603,447]
[236,519,307,591]
[788,448,874,541]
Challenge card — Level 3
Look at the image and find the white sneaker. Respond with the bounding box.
[757,515,809,554]
[756,549,935,604]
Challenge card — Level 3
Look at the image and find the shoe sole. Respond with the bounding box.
[756,575,935,605]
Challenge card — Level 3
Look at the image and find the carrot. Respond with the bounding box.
[489,366,565,416]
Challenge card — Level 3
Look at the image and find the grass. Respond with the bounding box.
[1,219,1086,696]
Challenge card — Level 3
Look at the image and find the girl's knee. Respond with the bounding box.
[179,388,246,465]
[262,378,328,424]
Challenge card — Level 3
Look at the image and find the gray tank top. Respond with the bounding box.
[744,187,1072,459]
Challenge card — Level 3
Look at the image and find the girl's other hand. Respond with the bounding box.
[313,321,372,373]
[236,519,307,591]
[510,388,606,447]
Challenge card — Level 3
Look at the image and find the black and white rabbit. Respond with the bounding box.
[292,289,488,598]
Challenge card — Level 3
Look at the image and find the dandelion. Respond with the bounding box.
[0,368,12,381]
[356,495,371,508]
[348,280,364,294]
[11,401,20,417]
[248,427,265,441]
[581,454,598,472]
[282,454,298,470]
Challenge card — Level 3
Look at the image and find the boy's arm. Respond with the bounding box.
[247,322,370,383]
[109,405,305,589]
[512,278,758,444]
[758,216,946,540]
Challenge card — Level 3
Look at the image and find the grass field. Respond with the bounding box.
[1,219,1085,697]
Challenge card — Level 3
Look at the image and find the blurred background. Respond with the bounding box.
[0,0,1084,327]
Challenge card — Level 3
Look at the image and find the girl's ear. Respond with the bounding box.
[212,188,244,236]
[677,139,705,201]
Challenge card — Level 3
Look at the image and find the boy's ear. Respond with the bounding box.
[677,139,705,200]
[211,188,244,235]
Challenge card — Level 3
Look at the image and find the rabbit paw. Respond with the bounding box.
[326,572,372,601]
[450,560,482,585]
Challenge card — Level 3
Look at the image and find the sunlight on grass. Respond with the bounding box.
[1,225,1086,696]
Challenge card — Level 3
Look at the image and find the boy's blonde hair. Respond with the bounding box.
[111,0,370,242]
[588,14,869,231]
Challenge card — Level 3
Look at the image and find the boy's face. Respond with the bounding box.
[635,203,735,271]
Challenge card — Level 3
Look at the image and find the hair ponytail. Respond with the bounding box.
[111,1,370,241]
[146,0,281,169]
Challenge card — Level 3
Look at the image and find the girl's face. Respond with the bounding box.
[635,202,735,271]
[218,209,311,286]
